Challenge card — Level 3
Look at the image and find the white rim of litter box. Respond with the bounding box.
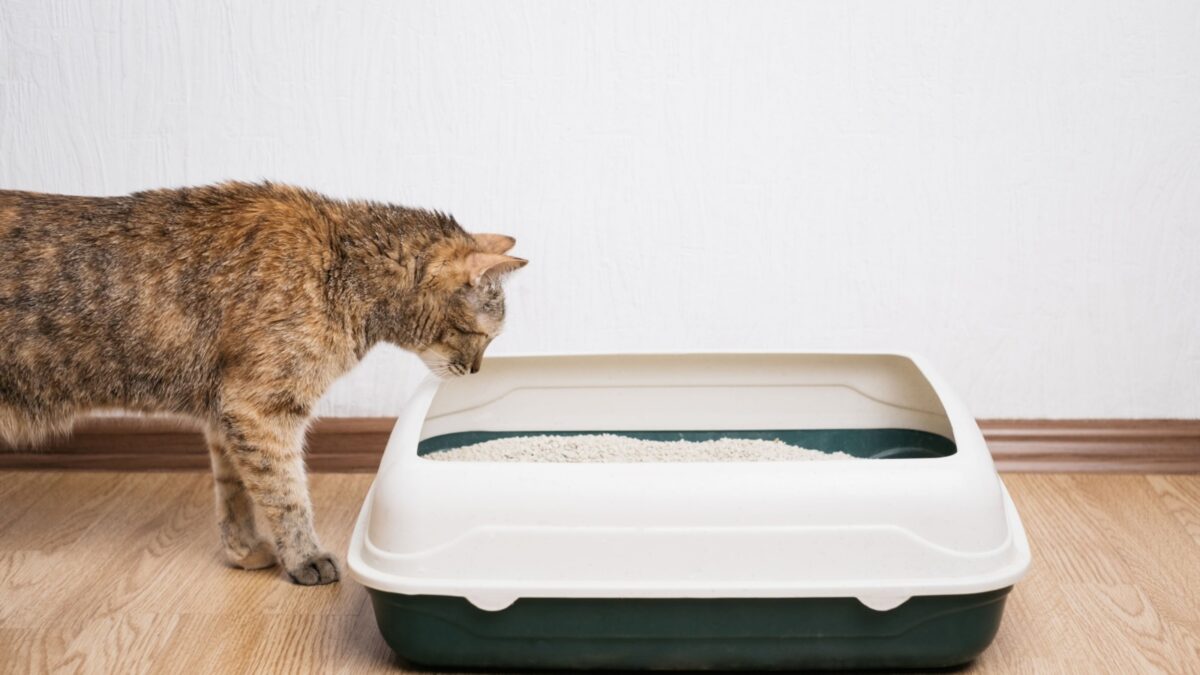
[384,349,980,468]
[348,480,1030,611]
[348,350,1031,611]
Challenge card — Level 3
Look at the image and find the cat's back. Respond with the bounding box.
[0,186,217,263]
[0,189,136,241]
[0,183,340,416]
[0,182,335,329]
[0,182,328,272]
[0,187,192,333]
[2,181,346,329]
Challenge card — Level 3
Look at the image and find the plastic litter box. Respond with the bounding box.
[348,352,1030,670]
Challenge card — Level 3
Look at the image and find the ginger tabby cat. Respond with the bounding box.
[0,182,526,584]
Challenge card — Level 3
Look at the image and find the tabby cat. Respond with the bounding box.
[0,182,526,584]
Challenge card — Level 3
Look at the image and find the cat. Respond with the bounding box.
[0,181,526,585]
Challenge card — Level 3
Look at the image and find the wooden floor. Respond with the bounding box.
[1,472,1197,674]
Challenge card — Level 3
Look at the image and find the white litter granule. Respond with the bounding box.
[424,433,856,463]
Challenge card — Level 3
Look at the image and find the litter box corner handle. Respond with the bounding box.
[906,353,992,463]
[377,375,442,474]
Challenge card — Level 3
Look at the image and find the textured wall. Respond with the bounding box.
[2,1,1198,418]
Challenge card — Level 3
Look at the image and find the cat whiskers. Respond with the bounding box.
[419,352,468,379]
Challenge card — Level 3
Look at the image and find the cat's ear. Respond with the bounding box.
[463,252,527,286]
[473,233,517,254]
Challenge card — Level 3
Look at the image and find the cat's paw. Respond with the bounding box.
[225,539,277,570]
[286,552,341,585]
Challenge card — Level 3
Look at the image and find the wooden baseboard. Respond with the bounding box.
[1,417,1197,473]
[0,417,394,472]
[978,419,1200,472]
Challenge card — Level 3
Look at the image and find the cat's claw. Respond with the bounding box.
[287,552,340,585]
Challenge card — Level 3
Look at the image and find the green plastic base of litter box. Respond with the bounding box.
[367,588,1011,671]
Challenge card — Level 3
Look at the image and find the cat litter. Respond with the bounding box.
[349,353,1030,671]
[423,433,856,462]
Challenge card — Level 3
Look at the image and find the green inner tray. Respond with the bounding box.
[369,588,1011,671]
[418,428,957,460]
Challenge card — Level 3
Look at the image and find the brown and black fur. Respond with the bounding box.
[0,182,526,584]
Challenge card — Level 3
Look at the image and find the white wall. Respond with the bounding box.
[2,0,1198,418]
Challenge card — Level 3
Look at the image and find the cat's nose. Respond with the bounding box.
[470,355,482,374]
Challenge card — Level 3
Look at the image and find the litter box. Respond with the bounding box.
[348,352,1030,671]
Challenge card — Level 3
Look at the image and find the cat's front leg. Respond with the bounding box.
[206,434,277,570]
[217,404,339,585]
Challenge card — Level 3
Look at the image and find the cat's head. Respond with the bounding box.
[415,233,527,378]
